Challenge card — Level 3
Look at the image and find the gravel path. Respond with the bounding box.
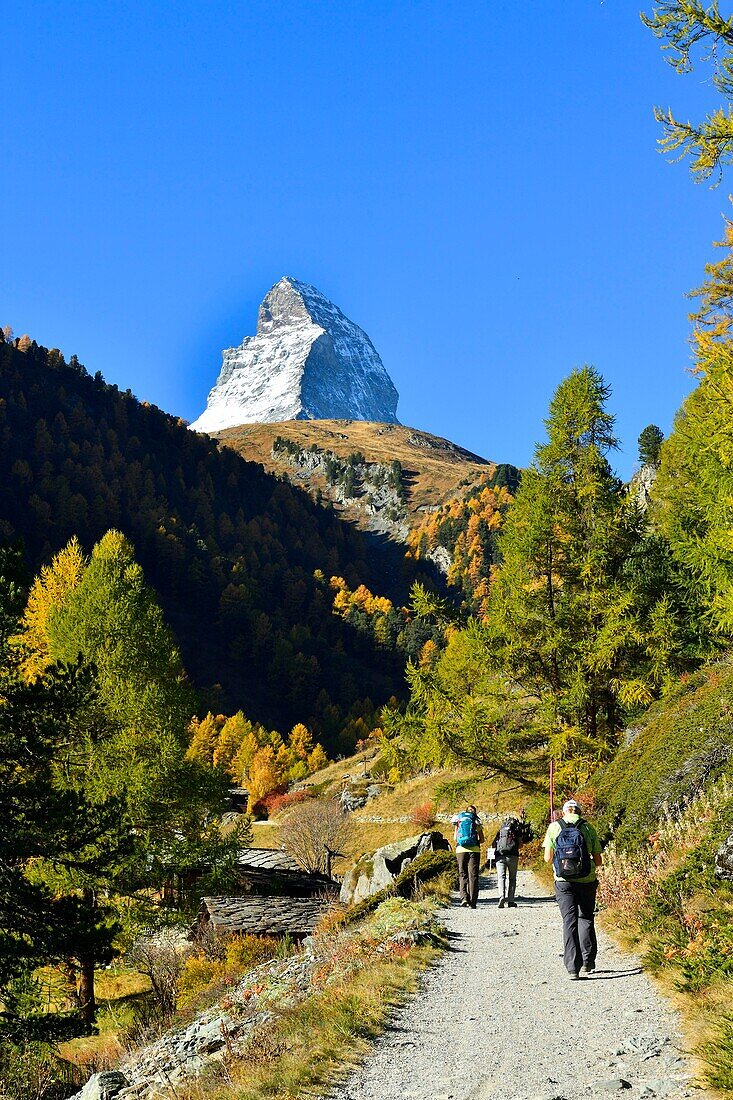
[339,870,709,1100]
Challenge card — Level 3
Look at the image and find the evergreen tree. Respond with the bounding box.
[638,423,665,467]
[486,367,659,782]
[381,621,540,780]
[654,221,733,633]
[0,551,130,1039]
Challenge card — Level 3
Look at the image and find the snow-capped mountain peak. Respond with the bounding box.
[190,277,400,432]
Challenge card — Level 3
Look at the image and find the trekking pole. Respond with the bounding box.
[549,759,555,821]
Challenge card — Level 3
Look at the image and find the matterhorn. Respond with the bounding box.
[190,277,400,432]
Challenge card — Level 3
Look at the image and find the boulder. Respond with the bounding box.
[340,831,450,905]
[73,1071,128,1100]
[715,833,733,881]
[340,788,368,812]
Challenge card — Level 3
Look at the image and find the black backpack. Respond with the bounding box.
[495,819,519,857]
[553,819,592,879]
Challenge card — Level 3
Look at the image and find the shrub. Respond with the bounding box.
[0,1041,73,1100]
[178,955,222,1006]
[128,931,191,1021]
[336,849,457,928]
[409,801,437,829]
[263,789,312,817]
[394,849,457,896]
[178,934,282,1009]
[279,798,348,875]
[225,934,280,971]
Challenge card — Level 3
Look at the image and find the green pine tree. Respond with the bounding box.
[486,367,657,784]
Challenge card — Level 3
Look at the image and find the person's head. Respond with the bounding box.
[468,804,478,816]
[562,799,581,818]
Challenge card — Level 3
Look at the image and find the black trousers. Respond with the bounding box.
[456,850,480,906]
[554,879,598,974]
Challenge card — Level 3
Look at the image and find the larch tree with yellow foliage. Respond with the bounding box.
[654,221,733,636]
[643,0,733,185]
[486,367,692,786]
[13,535,85,681]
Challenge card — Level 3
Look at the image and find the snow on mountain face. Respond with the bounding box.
[190,277,400,432]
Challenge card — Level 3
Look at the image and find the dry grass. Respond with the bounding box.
[215,419,492,530]
[596,779,733,1096]
[350,767,531,822]
[58,965,151,1072]
[176,940,440,1100]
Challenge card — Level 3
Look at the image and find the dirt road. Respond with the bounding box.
[339,870,707,1100]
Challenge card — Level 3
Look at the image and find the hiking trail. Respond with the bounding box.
[338,870,709,1100]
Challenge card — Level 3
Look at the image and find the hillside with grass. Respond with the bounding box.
[588,658,733,1089]
[214,419,501,534]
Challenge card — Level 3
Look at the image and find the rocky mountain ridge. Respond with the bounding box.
[215,419,493,543]
[191,277,399,432]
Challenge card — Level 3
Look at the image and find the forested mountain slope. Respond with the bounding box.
[0,336,438,748]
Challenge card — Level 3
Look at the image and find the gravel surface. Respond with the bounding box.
[338,870,710,1100]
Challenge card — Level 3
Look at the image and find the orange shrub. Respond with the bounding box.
[263,788,312,816]
[409,801,437,829]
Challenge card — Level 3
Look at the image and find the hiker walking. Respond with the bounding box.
[491,812,527,908]
[454,805,484,909]
[543,799,603,980]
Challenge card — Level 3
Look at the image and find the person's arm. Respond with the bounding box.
[542,825,555,863]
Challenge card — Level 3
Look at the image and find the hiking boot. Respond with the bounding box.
[583,964,596,975]
[460,899,470,907]
[497,898,506,908]
[508,901,517,908]
[567,971,582,980]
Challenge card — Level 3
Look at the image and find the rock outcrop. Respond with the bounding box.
[191,277,399,432]
[339,831,450,905]
[629,463,658,511]
[715,833,733,881]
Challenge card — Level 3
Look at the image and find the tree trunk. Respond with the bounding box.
[77,888,96,1025]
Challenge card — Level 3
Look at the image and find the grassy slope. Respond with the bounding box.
[592,656,733,850]
[215,419,493,533]
[590,656,733,1092]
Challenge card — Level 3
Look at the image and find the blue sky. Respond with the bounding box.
[2,0,729,476]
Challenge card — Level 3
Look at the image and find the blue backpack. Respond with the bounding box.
[456,811,479,848]
[553,819,591,879]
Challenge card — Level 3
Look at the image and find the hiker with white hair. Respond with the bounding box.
[543,799,603,979]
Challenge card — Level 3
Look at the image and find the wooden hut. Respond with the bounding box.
[234,848,339,898]
[195,896,332,940]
